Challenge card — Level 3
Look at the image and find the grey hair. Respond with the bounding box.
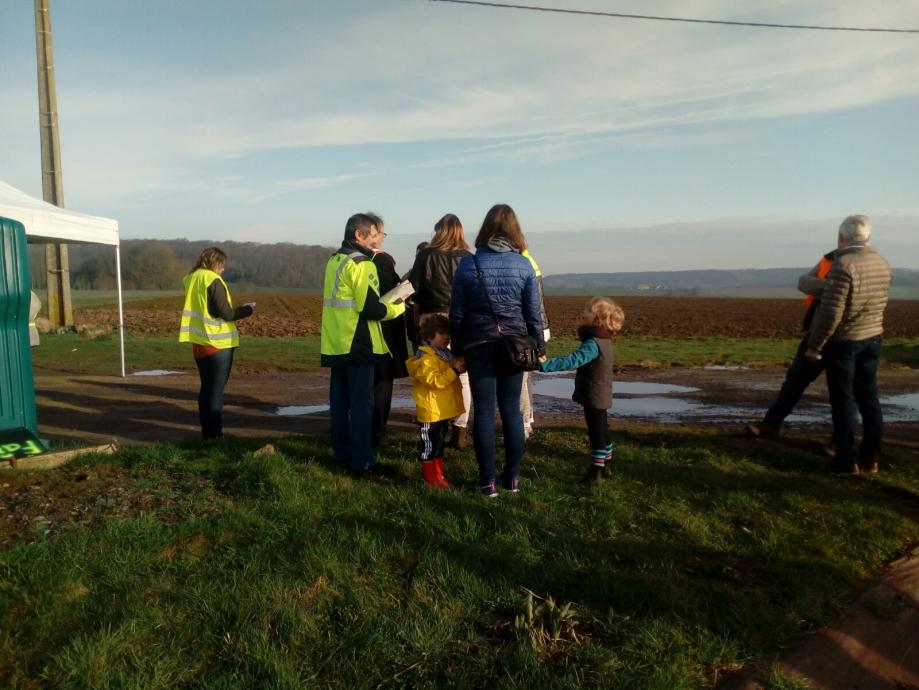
[838,214,872,242]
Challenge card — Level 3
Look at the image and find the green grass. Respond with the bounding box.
[1,429,917,689]
[32,333,919,375]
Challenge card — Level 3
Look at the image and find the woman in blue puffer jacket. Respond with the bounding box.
[449,204,546,497]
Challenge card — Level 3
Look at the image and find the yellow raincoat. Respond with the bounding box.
[406,346,465,423]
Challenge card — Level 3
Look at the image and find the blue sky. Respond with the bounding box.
[1,0,917,273]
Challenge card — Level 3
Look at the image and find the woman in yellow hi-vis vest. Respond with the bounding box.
[179,247,254,439]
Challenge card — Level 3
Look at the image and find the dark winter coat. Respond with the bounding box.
[573,326,614,410]
[408,246,472,315]
[372,251,409,379]
[448,237,546,357]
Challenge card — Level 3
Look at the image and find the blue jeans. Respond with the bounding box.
[465,342,525,485]
[329,363,377,472]
[764,336,828,428]
[824,336,883,464]
[195,347,234,439]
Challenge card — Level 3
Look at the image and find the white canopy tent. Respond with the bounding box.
[0,179,126,376]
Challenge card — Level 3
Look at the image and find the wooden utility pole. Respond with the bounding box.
[34,0,72,327]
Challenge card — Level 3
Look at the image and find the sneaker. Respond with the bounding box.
[479,482,498,498]
[501,475,519,493]
[582,465,606,484]
[745,422,779,438]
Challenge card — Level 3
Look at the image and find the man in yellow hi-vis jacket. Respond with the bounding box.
[321,213,406,476]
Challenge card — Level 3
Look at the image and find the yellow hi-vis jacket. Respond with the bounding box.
[406,346,465,423]
[320,246,405,366]
[178,269,239,348]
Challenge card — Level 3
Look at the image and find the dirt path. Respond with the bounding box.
[720,548,919,690]
[33,364,919,448]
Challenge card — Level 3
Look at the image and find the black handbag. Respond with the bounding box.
[473,256,541,371]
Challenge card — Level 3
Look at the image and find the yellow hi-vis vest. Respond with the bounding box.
[178,269,240,348]
[320,250,404,362]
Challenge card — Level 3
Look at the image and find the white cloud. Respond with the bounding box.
[2,0,918,215]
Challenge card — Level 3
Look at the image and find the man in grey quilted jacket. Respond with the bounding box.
[805,215,892,474]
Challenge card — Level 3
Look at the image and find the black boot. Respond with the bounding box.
[582,465,606,484]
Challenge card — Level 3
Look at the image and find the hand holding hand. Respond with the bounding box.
[804,348,821,362]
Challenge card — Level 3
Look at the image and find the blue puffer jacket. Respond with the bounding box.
[449,237,546,356]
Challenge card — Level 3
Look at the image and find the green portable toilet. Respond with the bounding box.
[0,215,38,436]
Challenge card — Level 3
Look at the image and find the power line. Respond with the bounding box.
[427,0,919,34]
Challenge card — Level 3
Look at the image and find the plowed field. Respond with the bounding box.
[75,294,919,339]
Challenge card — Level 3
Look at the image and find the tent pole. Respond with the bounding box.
[116,245,125,377]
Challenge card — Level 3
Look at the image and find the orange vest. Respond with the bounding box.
[803,256,834,308]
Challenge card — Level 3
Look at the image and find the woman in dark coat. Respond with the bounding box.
[408,214,473,448]
[449,205,545,496]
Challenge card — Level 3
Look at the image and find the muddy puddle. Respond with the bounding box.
[532,375,919,424]
[272,375,919,425]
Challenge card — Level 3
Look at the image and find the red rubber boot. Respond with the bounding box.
[421,460,446,488]
[433,458,452,488]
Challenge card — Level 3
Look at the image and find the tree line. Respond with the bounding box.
[28,239,337,290]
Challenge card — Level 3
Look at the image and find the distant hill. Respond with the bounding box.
[544,268,919,297]
[29,239,337,291]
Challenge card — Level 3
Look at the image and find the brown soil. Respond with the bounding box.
[73,295,919,338]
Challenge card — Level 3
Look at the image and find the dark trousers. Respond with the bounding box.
[763,336,828,428]
[465,341,525,485]
[195,347,234,439]
[824,336,883,464]
[372,372,394,446]
[584,406,610,451]
[418,420,449,461]
[329,363,376,472]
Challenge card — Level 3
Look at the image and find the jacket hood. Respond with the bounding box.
[485,236,518,254]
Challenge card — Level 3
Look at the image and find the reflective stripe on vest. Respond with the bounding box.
[178,269,239,348]
[322,251,363,308]
[803,256,834,307]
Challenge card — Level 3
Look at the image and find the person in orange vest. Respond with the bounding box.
[746,249,837,439]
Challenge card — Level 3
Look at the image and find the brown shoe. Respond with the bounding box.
[745,422,779,438]
[861,457,879,474]
[450,425,468,450]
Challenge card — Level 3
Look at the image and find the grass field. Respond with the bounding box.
[1,429,918,689]
[31,332,919,374]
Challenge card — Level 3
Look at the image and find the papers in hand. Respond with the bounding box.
[380,280,414,304]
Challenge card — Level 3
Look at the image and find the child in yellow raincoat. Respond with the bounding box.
[405,314,465,488]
